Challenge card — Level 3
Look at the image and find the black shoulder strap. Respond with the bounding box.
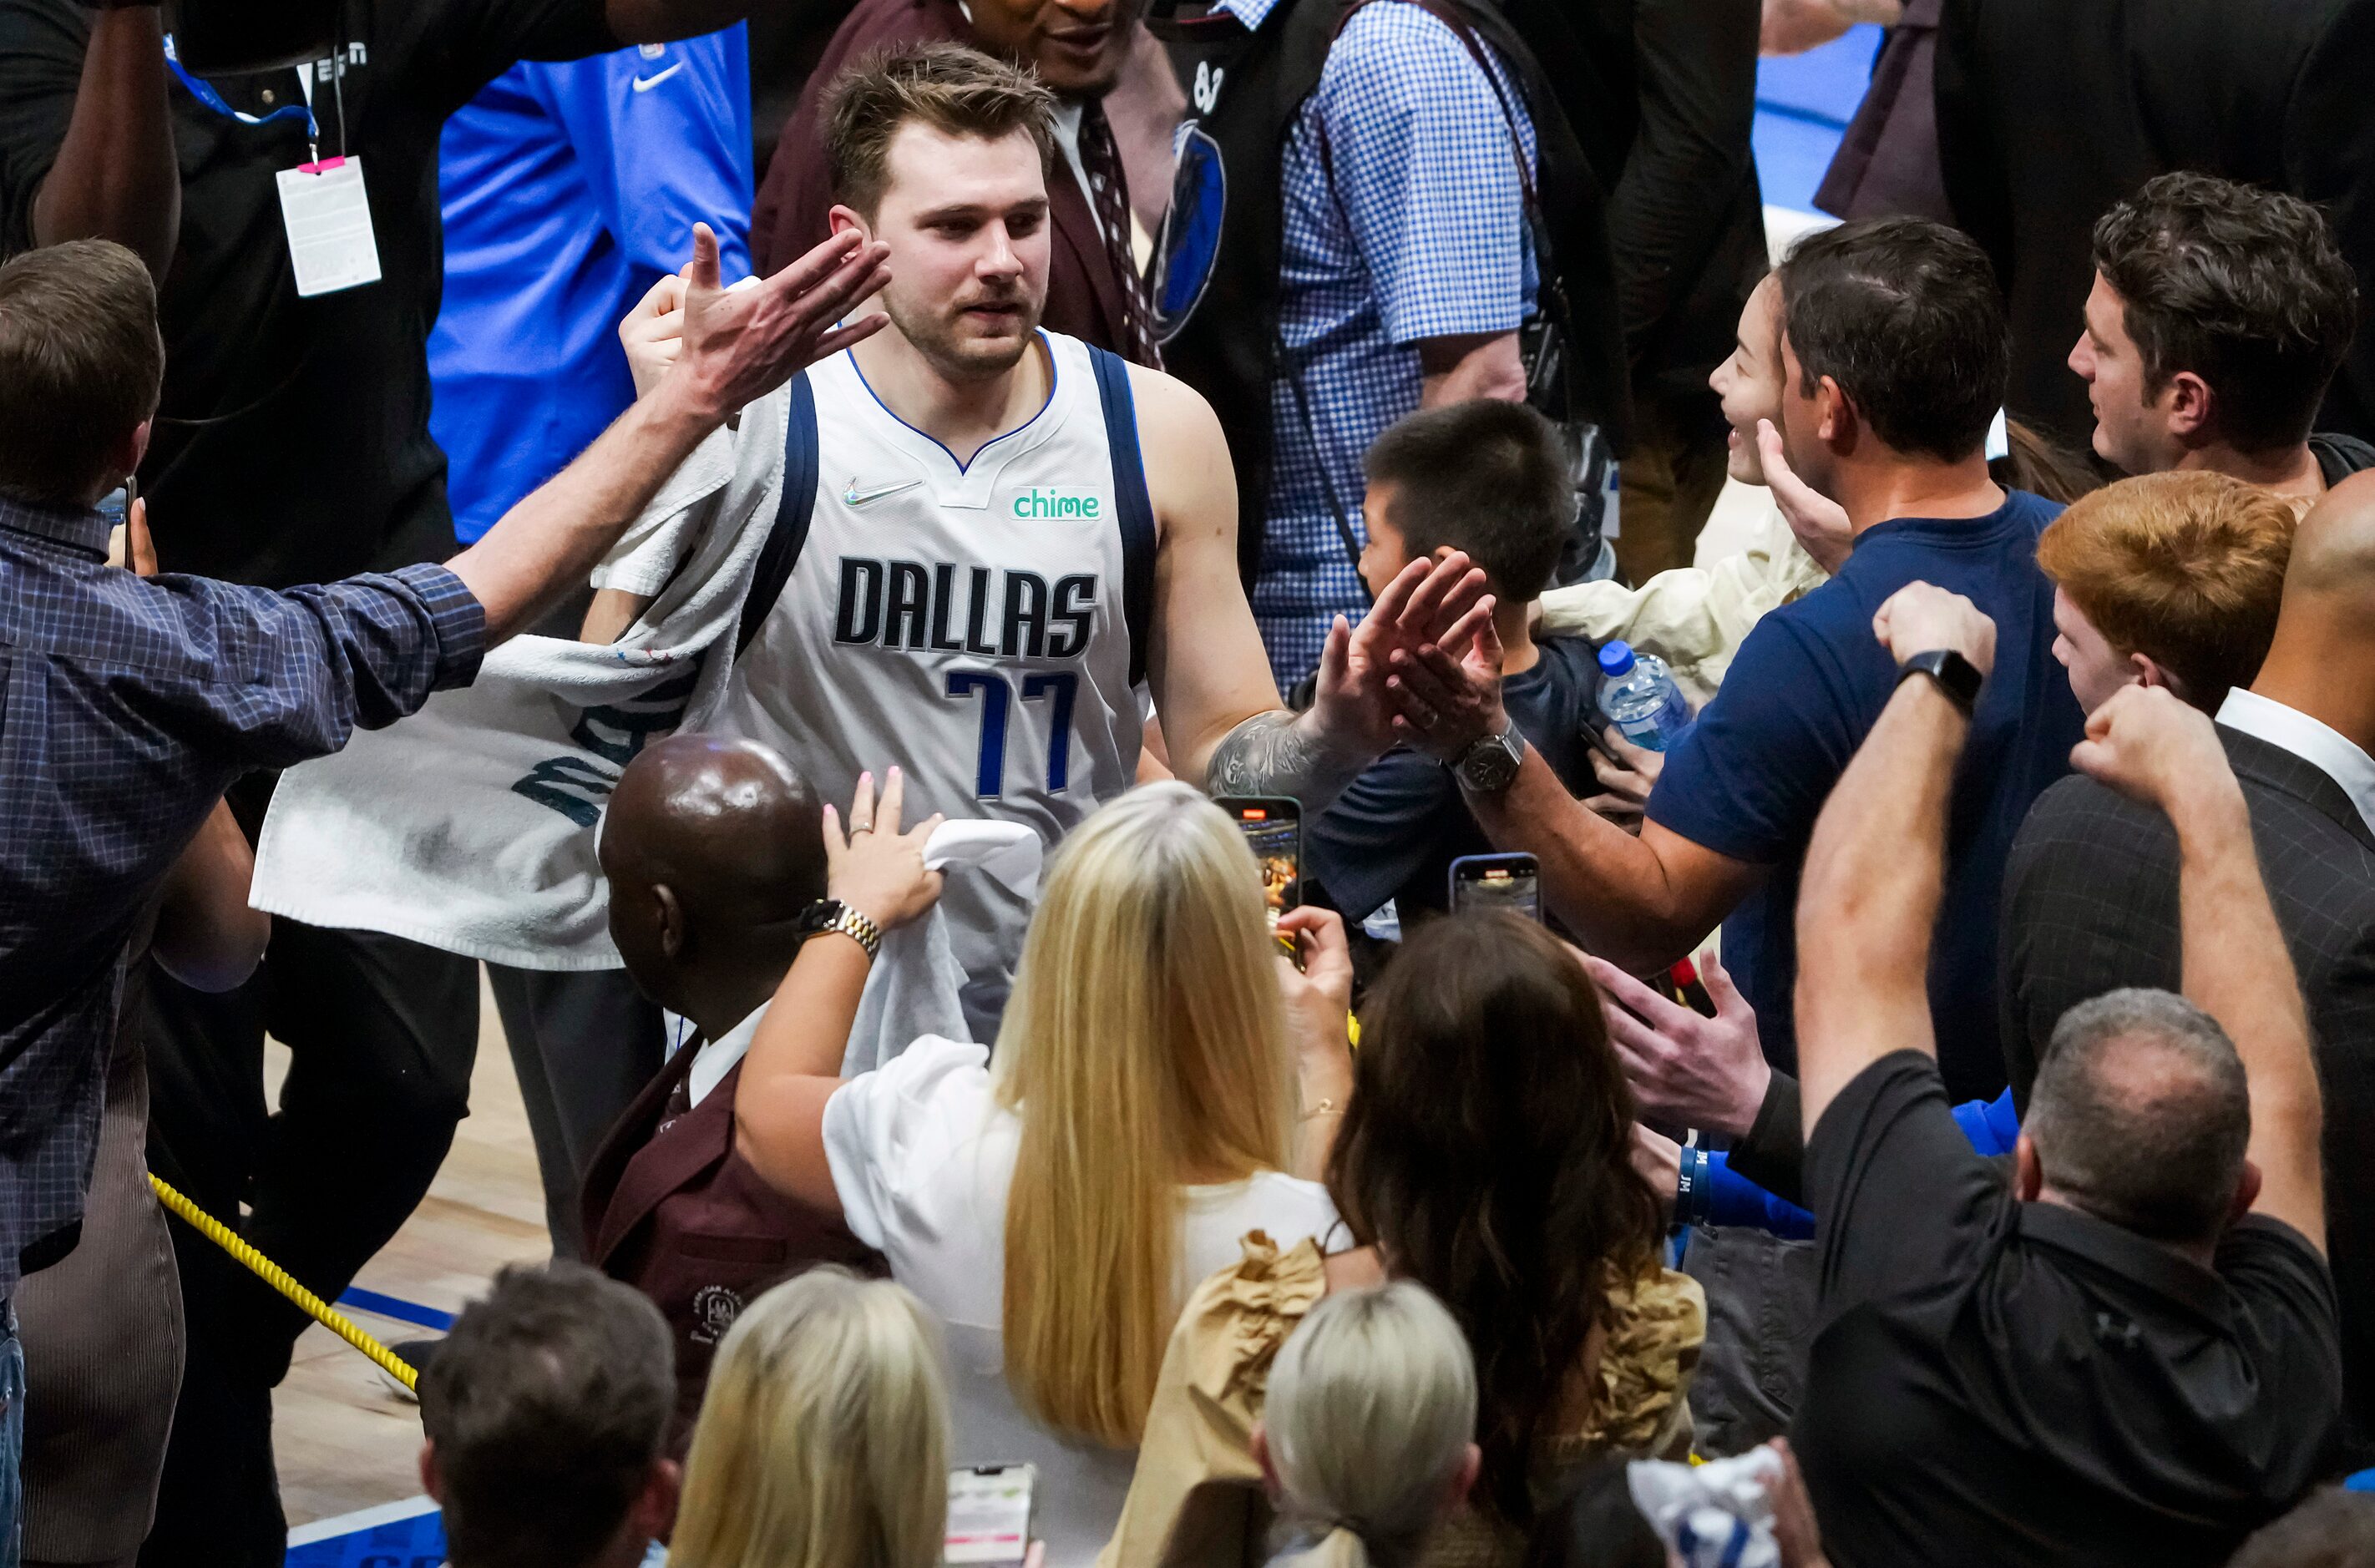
[1088,344,1159,687]
[735,372,821,660]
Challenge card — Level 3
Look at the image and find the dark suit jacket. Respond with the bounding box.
[1999,723,2375,1466]
[747,0,1146,362]
[1935,0,2375,447]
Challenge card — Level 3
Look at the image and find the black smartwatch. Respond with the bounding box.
[1896,649,1983,716]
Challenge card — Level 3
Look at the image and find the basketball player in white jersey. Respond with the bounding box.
[595,43,1492,1026]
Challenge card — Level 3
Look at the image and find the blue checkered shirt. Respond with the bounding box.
[0,496,484,1293]
[1222,0,1537,685]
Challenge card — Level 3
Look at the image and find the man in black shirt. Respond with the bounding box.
[1787,581,2342,1567]
[1306,401,1610,929]
[0,1,782,1560]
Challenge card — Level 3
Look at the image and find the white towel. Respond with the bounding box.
[843,821,1038,1073]
[675,821,1037,1090]
[248,391,780,969]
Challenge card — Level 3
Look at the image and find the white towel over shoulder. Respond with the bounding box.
[250,388,787,970]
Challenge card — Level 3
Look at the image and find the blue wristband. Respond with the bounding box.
[1674,1145,1710,1229]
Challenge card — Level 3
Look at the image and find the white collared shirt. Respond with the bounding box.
[2218,687,2375,836]
[686,1001,770,1111]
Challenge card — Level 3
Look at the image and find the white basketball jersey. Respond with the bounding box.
[717,331,1154,1028]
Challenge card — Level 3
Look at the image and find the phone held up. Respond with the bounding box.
[1216,796,1301,931]
[946,1464,1036,1568]
[1448,852,1542,922]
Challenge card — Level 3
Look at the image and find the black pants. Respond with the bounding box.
[1678,1224,1820,1457]
[485,965,666,1261]
[139,918,479,1568]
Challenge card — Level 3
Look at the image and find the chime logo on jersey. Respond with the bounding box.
[832,557,1098,659]
[1011,485,1102,519]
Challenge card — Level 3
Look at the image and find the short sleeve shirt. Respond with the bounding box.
[1306,635,1603,923]
[1221,0,1538,686]
[1645,492,2084,1100]
[822,1036,1340,1565]
[0,0,618,588]
[1793,1051,2344,1568]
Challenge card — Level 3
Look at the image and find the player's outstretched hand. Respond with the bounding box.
[670,224,892,427]
[2070,684,2237,817]
[822,766,944,933]
[1310,551,1494,756]
[1382,619,1506,764]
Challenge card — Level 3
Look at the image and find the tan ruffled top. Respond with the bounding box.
[1099,1232,1706,1568]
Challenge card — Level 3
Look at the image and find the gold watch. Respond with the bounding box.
[798,898,883,960]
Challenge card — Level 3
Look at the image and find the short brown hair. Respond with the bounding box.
[0,240,163,508]
[2093,172,2358,454]
[822,43,1056,218]
[422,1262,674,1568]
[2037,470,2294,709]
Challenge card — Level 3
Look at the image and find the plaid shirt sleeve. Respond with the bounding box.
[1314,2,1537,347]
[163,561,488,770]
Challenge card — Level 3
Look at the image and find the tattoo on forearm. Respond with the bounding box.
[1206,711,1365,808]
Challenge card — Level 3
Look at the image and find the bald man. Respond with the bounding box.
[2001,469,2375,1466]
[580,731,879,1450]
[599,732,828,1050]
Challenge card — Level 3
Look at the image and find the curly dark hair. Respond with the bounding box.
[1326,913,1664,1530]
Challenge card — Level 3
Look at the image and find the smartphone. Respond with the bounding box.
[1217,796,1301,928]
[96,476,136,532]
[1449,852,1542,922]
[945,1464,1036,1567]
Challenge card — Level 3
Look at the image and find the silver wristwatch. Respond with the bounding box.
[1451,721,1527,793]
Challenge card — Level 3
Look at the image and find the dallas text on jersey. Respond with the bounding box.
[832,558,1100,659]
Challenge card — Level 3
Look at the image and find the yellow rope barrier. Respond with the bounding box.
[147,1171,418,1393]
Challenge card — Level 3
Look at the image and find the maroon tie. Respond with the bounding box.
[1076,99,1162,367]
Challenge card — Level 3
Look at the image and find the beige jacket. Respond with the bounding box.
[1101,1234,1706,1568]
[1536,505,1828,709]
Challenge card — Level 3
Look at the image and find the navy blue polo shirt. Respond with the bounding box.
[1645,490,2083,1100]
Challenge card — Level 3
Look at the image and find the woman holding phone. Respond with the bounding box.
[727,774,1357,1565]
[1106,913,1705,1568]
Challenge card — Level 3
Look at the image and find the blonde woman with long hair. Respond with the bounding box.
[727,771,1356,1566]
[670,1268,949,1568]
[1256,1283,1482,1568]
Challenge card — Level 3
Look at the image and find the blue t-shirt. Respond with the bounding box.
[429,32,753,543]
[1309,635,1603,923]
[1646,491,2084,1100]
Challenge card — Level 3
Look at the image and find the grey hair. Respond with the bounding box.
[1265,1282,1477,1568]
[2027,988,2251,1243]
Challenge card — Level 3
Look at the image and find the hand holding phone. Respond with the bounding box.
[1216,796,1301,929]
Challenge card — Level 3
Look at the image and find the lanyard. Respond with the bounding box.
[162,32,346,164]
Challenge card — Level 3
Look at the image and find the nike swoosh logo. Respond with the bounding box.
[631,62,684,93]
[843,478,923,506]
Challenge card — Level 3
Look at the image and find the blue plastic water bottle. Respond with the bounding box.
[1597,640,1692,752]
